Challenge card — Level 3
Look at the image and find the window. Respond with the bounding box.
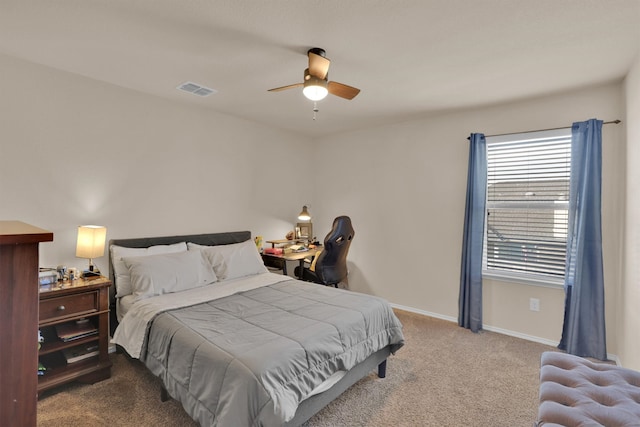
[483,129,571,286]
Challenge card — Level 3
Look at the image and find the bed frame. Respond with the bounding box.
[108,230,390,426]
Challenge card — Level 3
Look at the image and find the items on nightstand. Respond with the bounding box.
[55,318,98,342]
[56,265,67,281]
[62,344,99,364]
[38,330,46,375]
[39,268,59,291]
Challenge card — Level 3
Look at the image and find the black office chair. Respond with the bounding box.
[295,216,355,287]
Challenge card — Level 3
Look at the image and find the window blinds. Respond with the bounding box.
[485,130,571,281]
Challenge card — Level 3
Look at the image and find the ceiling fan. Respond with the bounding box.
[268,48,360,101]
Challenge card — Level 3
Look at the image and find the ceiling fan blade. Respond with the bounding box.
[308,52,330,79]
[327,81,361,100]
[268,83,303,92]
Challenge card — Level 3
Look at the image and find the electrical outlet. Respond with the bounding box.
[529,298,540,312]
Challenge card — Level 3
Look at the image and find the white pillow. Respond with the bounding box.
[110,242,187,297]
[123,250,217,301]
[188,239,267,281]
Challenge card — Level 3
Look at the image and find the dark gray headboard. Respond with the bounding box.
[107,230,251,334]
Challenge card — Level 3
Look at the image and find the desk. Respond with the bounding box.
[262,247,321,279]
[265,239,306,248]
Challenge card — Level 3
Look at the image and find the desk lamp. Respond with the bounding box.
[76,225,107,277]
[298,206,311,221]
[296,206,313,242]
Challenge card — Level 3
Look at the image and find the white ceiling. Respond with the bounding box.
[1,1,639,138]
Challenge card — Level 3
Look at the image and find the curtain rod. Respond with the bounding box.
[466,119,621,140]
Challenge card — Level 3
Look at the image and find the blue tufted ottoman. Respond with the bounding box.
[536,351,640,426]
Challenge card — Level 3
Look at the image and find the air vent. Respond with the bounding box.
[177,81,217,97]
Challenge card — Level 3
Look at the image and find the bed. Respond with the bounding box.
[108,231,404,426]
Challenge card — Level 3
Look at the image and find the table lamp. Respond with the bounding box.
[298,206,311,221]
[296,206,313,241]
[76,225,107,277]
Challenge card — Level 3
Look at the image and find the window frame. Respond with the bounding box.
[482,128,571,288]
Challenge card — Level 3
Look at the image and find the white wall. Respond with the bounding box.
[0,54,313,274]
[622,54,640,369]
[0,52,631,360]
[313,82,625,350]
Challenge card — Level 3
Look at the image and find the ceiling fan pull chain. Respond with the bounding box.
[313,102,319,120]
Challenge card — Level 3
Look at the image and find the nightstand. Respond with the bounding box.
[38,276,112,394]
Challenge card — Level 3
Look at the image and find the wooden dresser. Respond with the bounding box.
[0,221,53,427]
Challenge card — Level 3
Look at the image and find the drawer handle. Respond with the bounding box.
[57,305,66,311]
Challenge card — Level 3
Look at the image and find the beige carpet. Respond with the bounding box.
[37,310,555,426]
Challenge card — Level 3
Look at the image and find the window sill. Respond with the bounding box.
[482,271,564,289]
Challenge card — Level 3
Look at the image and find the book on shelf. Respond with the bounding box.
[62,344,99,364]
[55,319,98,342]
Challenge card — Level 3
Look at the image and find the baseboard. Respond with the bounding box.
[391,303,458,323]
[608,353,622,366]
[390,303,620,364]
[481,324,558,347]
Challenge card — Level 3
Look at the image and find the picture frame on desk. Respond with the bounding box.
[296,223,312,240]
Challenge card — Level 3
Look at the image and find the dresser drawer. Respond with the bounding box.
[39,291,98,323]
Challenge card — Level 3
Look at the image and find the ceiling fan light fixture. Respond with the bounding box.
[303,76,328,101]
[268,48,360,101]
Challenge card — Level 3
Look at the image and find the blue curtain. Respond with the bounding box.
[558,119,607,360]
[458,133,487,333]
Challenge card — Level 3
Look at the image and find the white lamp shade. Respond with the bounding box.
[76,225,107,259]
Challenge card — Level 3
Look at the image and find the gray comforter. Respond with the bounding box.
[139,279,404,427]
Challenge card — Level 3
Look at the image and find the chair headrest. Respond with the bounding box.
[324,216,354,248]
